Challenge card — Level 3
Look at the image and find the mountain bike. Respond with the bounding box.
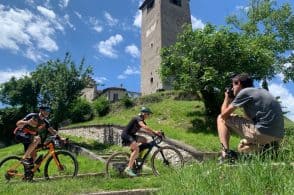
[105,132,184,177]
[0,135,78,182]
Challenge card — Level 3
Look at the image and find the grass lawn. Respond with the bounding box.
[1,91,293,194]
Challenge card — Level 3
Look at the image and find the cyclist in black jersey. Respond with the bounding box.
[14,106,58,165]
[121,107,161,177]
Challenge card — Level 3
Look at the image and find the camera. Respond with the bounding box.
[225,85,235,99]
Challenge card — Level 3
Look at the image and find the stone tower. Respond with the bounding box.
[140,0,191,95]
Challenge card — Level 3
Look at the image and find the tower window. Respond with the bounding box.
[150,77,154,84]
[147,0,154,12]
[170,0,181,7]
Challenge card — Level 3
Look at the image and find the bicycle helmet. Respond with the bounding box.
[39,105,51,113]
[140,107,153,114]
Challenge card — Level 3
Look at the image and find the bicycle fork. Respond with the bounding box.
[159,150,170,166]
[52,152,64,171]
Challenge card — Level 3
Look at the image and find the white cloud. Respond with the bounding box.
[124,66,140,75]
[104,12,118,27]
[0,4,64,62]
[25,47,46,62]
[284,63,292,68]
[118,74,127,79]
[133,10,141,28]
[276,63,293,81]
[0,69,30,83]
[74,11,82,19]
[236,5,249,12]
[89,17,103,33]
[59,0,70,8]
[37,6,55,19]
[96,34,123,58]
[26,20,58,52]
[125,44,140,58]
[64,14,75,30]
[268,83,294,121]
[118,65,140,80]
[95,77,108,84]
[93,26,103,33]
[191,15,205,30]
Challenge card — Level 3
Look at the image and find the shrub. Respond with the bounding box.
[120,95,134,108]
[69,98,93,123]
[0,107,25,145]
[92,96,110,116]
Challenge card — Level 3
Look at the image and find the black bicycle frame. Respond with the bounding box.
[133,135,167,171]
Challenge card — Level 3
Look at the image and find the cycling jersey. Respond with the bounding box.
[123,115,146,135]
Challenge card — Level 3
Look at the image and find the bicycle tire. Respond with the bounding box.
[0,155,24,182]
[44,150,78,180]
[151,146,184,176]
[105,152,130,178]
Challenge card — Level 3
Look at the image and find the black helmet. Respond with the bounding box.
[140,107,153,114]
[39,105,51,113]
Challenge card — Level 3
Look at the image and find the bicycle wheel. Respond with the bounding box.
[44,150,78,180]
[151,146,184,176]
[0,156,24,182]
[105,152,130,178]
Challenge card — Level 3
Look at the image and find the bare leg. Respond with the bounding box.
[127,142,139,168]
[23,136,41,159]
[217,115,230,157]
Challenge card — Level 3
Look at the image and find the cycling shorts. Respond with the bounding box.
[121,133,138,146]
[15,129,34,151]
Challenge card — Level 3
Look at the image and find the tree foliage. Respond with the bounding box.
[0,107,25,144]
[226,0,294,81]
[0,53,93,131]
[92,96,110,117]
[161,24,275,116]
[160,0,294,117]
[0,76,39,112]
[31,53,92,127]
[69,98,93,123]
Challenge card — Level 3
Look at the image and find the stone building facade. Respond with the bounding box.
[100,87,127,102]
[140,0,191,95]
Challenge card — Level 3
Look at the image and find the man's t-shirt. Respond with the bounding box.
[231,87,284,138]
[123,115,146,135]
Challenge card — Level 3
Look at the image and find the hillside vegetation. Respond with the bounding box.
[68,90,294,153]
[1,91,293,194]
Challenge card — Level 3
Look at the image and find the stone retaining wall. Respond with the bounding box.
[60,125,124,145]
[59,125,219,162]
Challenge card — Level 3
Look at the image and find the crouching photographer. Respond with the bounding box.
[217,73,284,163]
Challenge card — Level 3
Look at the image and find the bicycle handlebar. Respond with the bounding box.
[151,131,165,145]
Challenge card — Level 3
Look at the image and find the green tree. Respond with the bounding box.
[0,76,39,112]
[160,0,294,120]
[161,24,275,117]
[92,96,110,117]
[0,107,25,145]
[31,53,92,128]
[280,53,294,82]
[69,98,93,123]
[226,0,294,81]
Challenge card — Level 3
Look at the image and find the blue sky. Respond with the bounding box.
[0,0,293,120]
